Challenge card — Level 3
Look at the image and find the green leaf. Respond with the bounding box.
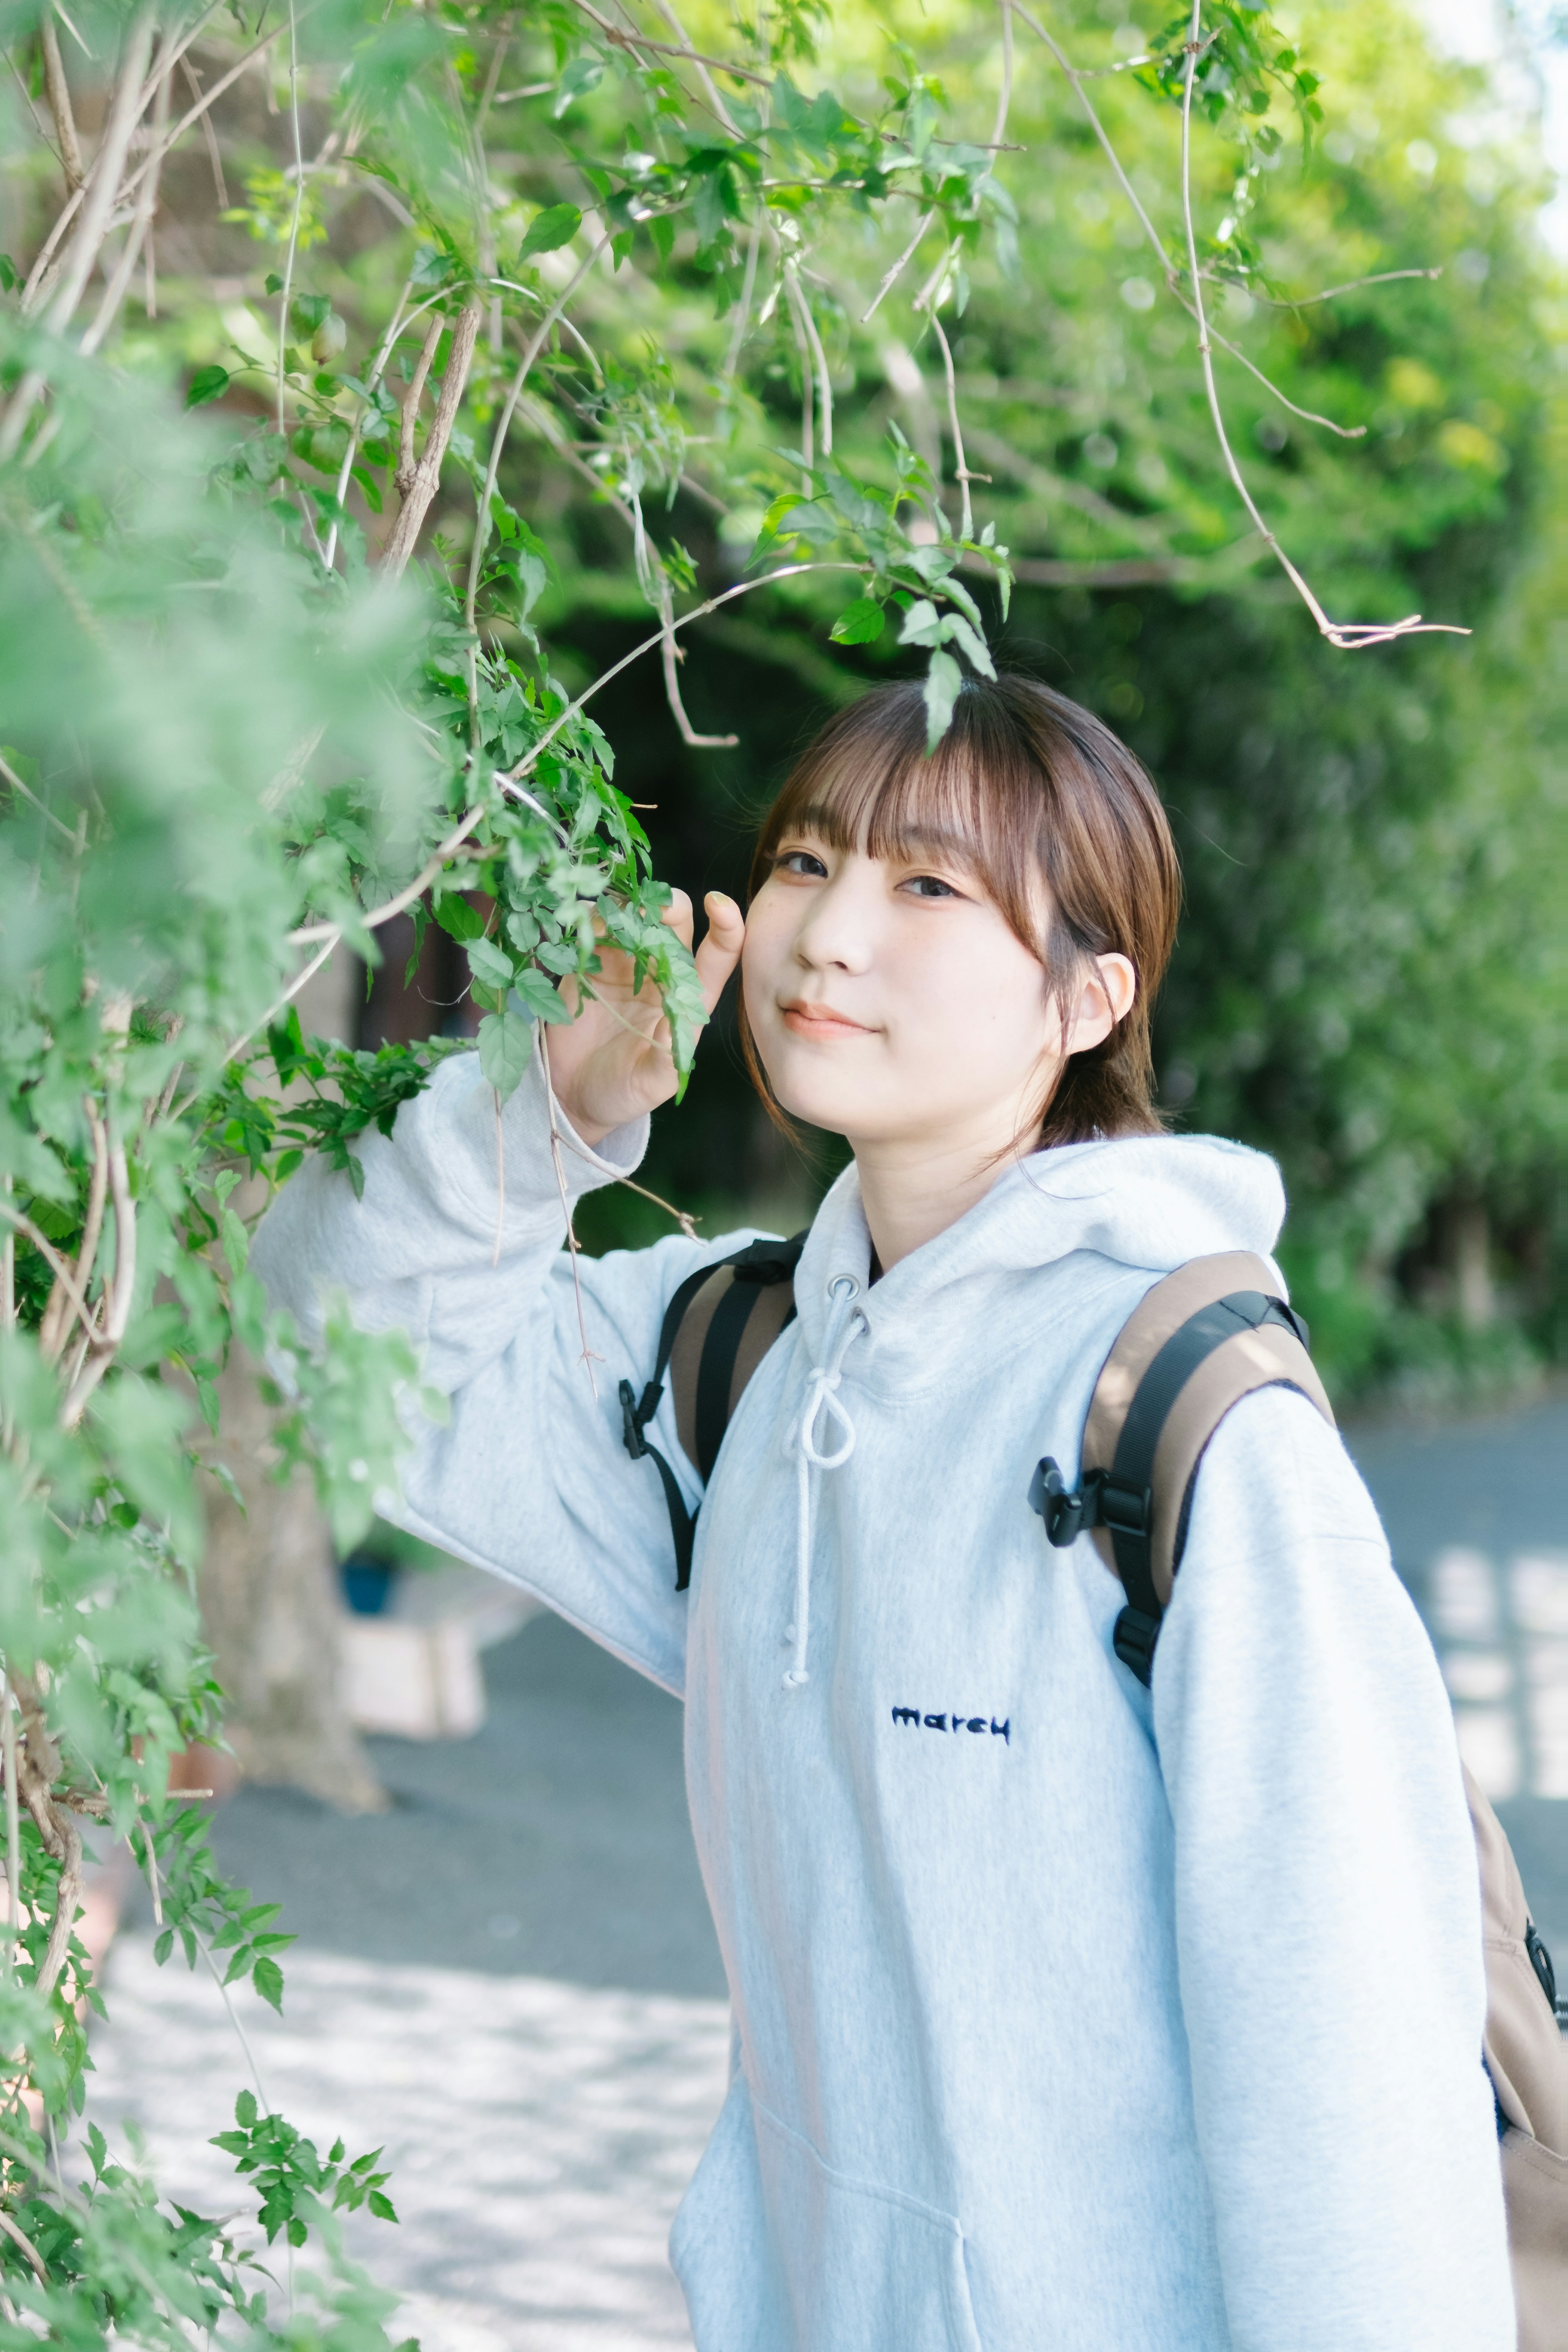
[368,2189,399,2222]
[252,1956,285,2014]
[922,650,963,753]
[518,203,581,261]
[432,892,486,942]
[185,365,230,409]
[510,964,572,1027]
[153,1929,174,1965]
[830,597,886,646]
[466,936,514,994]
[235,2090,258,2129]
[476,1007,535,1101]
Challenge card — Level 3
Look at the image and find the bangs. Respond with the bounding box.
[751,683,1048,953]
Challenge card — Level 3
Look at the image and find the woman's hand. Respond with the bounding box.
[543,890,745,1147]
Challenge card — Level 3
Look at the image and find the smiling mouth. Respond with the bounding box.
[779,1000,876,1039]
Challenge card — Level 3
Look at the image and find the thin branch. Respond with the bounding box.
[284,564,863,970]
[0,7,155,462]
[782,263,814,482]
[275,0,305,439]
[0,2210,44,2288]
[1012,0,1463,651]
[722,216,764,386]
[462,235,610,625]
[647,0,741,129]
[1206,318,1365,437]
[927,311,978,539]
[991,0,1015,153]
[0,753,76,843]
[394,313,444,499]
[0,1205,97,1355]
[382,298,484,578]
[1174,3,1458,649]
[222,936,338,1069]
[80,41,170,358]
[1259,265,1443,310]
[658,577,738,746]
[196,1935,270,2114]
[786,264,833,457]
[323,271,434,570]
[39,1098,106,1364]
[1,1688,19,1980]
[181,58,229,209]
[568,0,768,87]
[40,15,84,192]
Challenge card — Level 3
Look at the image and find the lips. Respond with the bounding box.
[780,1000,875,1040]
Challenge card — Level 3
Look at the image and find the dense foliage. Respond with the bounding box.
[0,0,1561,2334]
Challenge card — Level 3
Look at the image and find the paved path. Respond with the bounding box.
[84,1391,1567,2349]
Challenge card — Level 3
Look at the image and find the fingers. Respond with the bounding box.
[660,887,695,954]
[693,891,745,1016]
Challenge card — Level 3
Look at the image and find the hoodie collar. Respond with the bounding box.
[792,1131,1288,1387]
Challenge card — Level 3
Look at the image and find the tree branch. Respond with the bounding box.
[381,300,484,578]
[40,14,84,192]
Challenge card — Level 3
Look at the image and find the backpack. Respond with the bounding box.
[620,1236,1568,2344]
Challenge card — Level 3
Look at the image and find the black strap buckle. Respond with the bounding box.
[1112,1606,1161,1687]
[1029,1458,1151,1550]
[619,1377,663,1462]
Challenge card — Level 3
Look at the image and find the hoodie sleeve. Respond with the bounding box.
[249,1037,735,1699]
[1151,1384,1515,2352]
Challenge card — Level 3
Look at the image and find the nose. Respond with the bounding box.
[793,865,875,975]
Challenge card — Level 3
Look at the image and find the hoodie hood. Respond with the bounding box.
[791,1130,1288,1381]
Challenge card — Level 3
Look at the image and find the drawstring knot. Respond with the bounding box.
[784,1276,866,1691]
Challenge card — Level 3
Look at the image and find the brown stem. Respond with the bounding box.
[0,2207,46,2284]
[381,300,483,577]
[35,1817,81,2003]
[39,16,84,193]
[38,1098,107,1366]
[394,313,444,499]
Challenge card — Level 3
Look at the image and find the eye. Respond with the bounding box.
[900,873,962,900]
[774,848,829,879]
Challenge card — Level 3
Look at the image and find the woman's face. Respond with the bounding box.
[741,823,1132,1160]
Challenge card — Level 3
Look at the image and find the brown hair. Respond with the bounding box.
[742,673,1180,1147]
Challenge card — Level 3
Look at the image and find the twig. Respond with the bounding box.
[783,264,814,483]
[1011,0,1463,650]
[382,299,485,578]
[181,58,229,209]
[722,216,764,386]
[394,313,444,500]
[38,1098,107,1365]
[221,936,338,1069]
[1,1688,19,1980]
[991,0,1015,153]
[1173,2,1459,649]
[80,40,170,358]
[0,2206,45,2285]
[0,1206,97,1356]
[927,310,979,540]
[1259,265,1443,310]
[324,277,447,571]
[275,0,305,440]
[196,1936,270,2114]
[0,753,75,844]
[648,0,740,130]
[568,0,768,87]
[463,237,609,625]
[283,562,862,973]
[1205,318,1365,437]
[39,14,84,192]
[0,8,156,462]
[657,578,738,747]
[786,264,832,457]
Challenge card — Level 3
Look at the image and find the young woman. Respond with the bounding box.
[253,676,1512,2351]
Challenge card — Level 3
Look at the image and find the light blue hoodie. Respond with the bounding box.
[252,1041,1513,2352]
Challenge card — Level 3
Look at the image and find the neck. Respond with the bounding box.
[850,1115,1033,1273]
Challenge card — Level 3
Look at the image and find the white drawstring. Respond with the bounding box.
[783,1276,866,1690]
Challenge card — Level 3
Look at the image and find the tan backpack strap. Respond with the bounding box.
[1031,1251,1334,1684]
[1468,1764,1568,2153]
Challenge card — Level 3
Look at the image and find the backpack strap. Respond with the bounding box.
[619,1234,804,1591]
[1030,1251,1335,1686]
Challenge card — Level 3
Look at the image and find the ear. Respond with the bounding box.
[1062,953,1137,1056]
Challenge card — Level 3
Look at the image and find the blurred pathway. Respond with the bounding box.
[82,1388,1568,2350]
